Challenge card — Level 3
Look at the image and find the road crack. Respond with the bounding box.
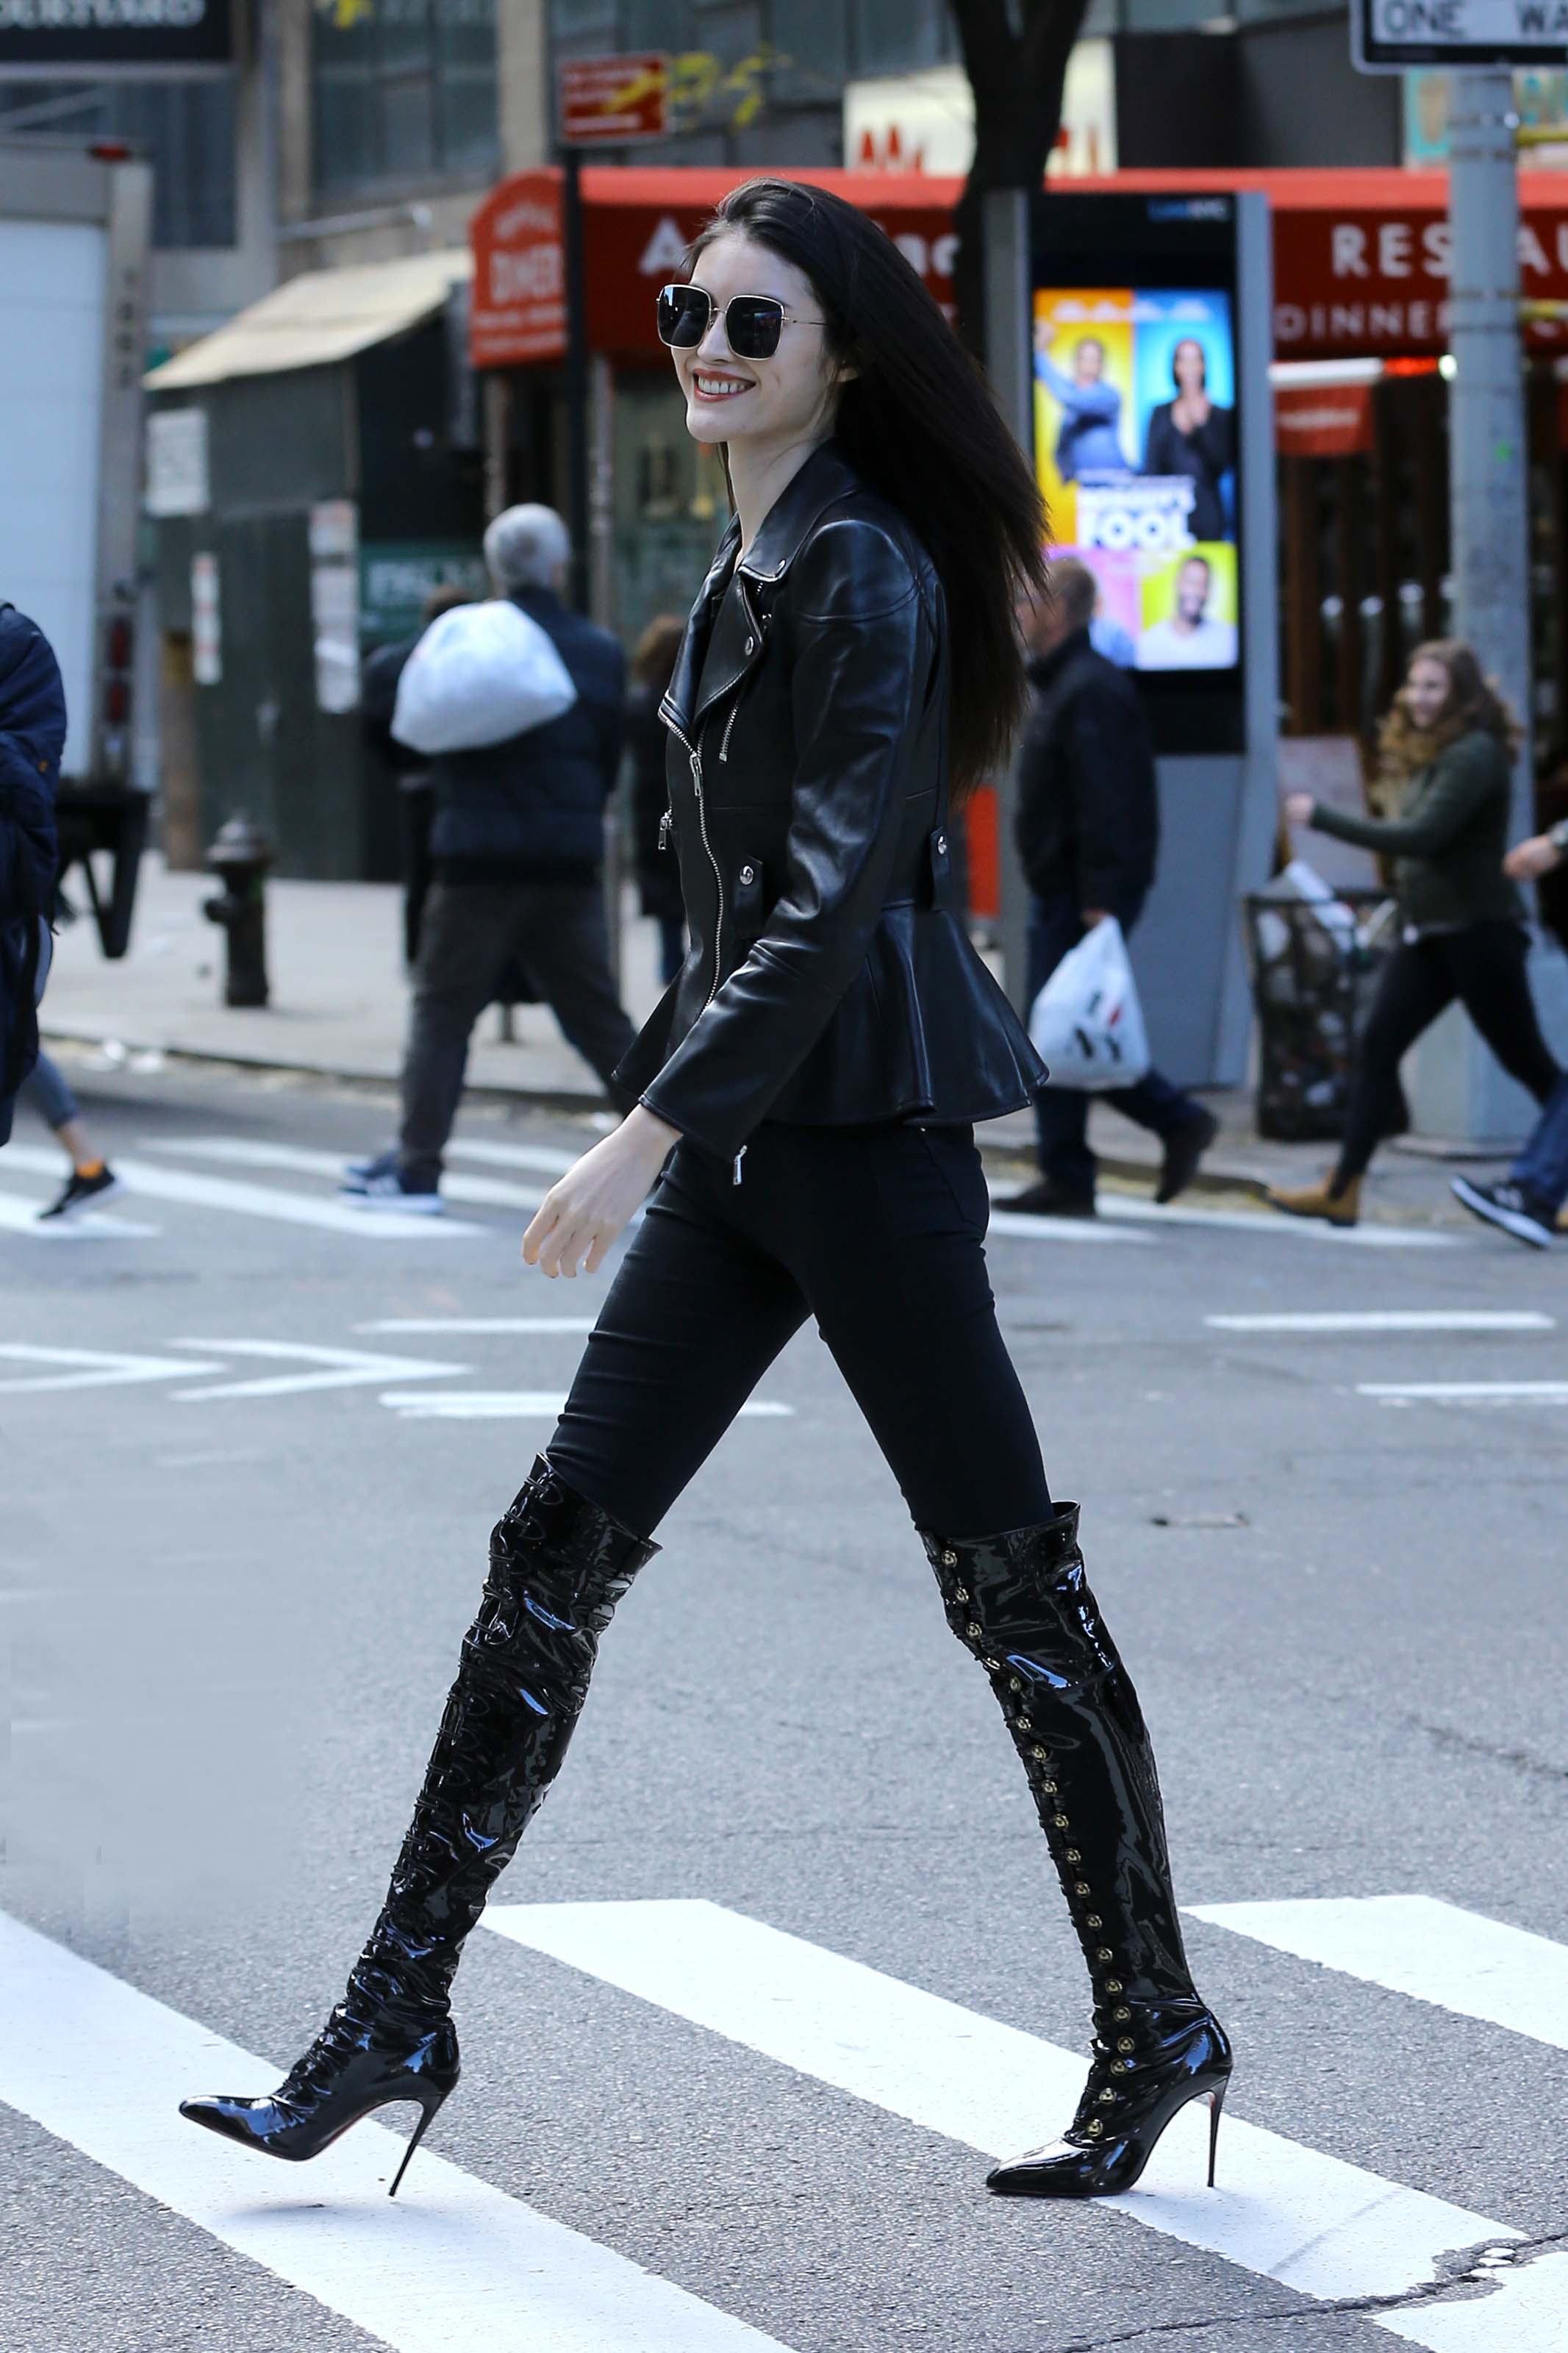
[1012,2227,1568,2352]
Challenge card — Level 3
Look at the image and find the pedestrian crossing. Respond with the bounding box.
[0,1124,1483,1247]
[3,1885,1564,2352]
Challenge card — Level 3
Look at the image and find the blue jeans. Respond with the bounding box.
[1514,1071,1568,1214]
[19,1049,78,1130]
[1028,891,1204,1196]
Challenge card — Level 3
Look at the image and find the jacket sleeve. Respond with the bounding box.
[1069,677,1157,913]
[1309,736,1505,860]
[640,521,926,1159]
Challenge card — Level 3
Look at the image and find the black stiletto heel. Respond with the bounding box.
[1206,2080,1225,2189]
[388,2086,448,2197]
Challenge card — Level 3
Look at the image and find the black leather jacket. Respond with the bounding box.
[615,441,1045,1163]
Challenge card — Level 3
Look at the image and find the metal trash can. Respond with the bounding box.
[1242,888,1397,1141]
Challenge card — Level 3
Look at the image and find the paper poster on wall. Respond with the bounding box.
[310,499,360,714]
[1033,285,1239,672]
[191,551,221,685]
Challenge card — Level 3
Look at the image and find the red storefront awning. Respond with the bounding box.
[469,163,1568,371]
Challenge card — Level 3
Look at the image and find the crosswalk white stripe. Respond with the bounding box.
[1358,1381,1568,1401]
[1188,1895,1568,2054]
[443,1138,581,1175]
[0,1187,160,1238]
[1206,1312,1554,1333]
[166,1340,470,1403]
[484,1898,1555,2346]
[358,1318,599,1335]
[986,1207,1153,1246]
[0,1907,798,2353]
[1092,1196,1458,1247]
[143,1136,548,1213]
[0,1145,485,1238]
[380,1390,792,1419]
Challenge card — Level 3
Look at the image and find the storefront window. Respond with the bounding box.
[0,78,237,247]
[313,0,500,199]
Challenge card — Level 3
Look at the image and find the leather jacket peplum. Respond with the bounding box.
[615,440,1047,1163]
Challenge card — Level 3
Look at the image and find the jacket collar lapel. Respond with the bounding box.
[661,515,741,741]
[735,438,859,584]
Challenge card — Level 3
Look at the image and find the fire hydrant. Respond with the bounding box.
[203,815,274,1007]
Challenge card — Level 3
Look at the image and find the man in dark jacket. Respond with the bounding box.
[0,605,64,1148]
[345,507,637,1211]
[1011,560,1217,1215]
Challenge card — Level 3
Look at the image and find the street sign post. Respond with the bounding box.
[1354,0,1568,71]
[554,54,670,613]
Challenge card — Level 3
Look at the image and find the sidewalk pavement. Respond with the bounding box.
[40,856,1500,1227]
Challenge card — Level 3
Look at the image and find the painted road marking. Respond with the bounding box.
[168,1340,470,1403]
[143,1137,548,1215]
[1358,1381,1568,1402]
[1092,1196,1457,1248]
[986,1207,1153,1246]
[1189,1896,1568,2053]
[358,1318,599,1335]
[443,1138,580,1175]
[381,1391,793,1420]
[0,1145,484,1239]
[1206,1312,1555,1334]
[0,1345,223,1396]
[0,1188,160,1238]
[484,1899,1564,2349]
[0,1907,797,2353]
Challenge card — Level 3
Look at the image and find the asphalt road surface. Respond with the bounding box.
[4,1054,1567,2353]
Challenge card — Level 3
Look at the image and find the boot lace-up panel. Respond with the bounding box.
[922,1512,1231,2196]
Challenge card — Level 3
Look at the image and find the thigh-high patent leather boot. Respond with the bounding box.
[922,1506,1230,2198]
[180,1456,657,2191]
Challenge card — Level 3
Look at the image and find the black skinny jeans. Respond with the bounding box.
[1336,921,1561,1185]
[546,1121,1053,1540]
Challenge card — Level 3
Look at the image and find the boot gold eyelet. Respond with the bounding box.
[1104,1977,1123,1993]
[1053,1813,1070,1828]
[1117,2038,1134,2052]
[1075,1881,1091,1896]
[1065,1849,1082,1864]
[1031,1746,1049,1761]
[1017,1715,1032,1732]
[966,1623,982,1640]
[941,1550,958,1567]
[1114,2005,1131,2021]
[1086,2119,1103,2135]
[1085,1914,1102,1928]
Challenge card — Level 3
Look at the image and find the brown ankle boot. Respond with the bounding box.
[1265,1172,1361,1227]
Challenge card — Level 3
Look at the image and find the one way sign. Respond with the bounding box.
[1356,0,1568,68]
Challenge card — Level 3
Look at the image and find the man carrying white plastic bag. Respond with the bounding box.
[344,505,637,1213]
[1009,563,1219,1217]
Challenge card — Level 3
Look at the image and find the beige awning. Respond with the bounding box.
[145,249,473,390]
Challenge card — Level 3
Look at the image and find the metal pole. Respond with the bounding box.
[1410,71,1550,1143]
[1447,70,1532,834]
[562,143,590,615]
[982,185,1036,1015]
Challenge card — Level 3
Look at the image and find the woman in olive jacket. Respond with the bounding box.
[1271,640,1560,1225]
[182,180,1231,2206]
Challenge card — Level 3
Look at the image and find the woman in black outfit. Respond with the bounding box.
[626,613,688,983]
[181,179,1230,2204]
[1142,338,1234,545]
[1270,640,1560,1227]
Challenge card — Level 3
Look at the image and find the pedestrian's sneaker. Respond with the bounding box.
[37,1165,124,1221]
[344,1146,398,1185]
[1450,1174,1555,1250]
[340,1167,444,1215]
[1005,1176,1097,1218]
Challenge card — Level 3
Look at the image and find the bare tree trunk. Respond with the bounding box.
[947,0,1095,360]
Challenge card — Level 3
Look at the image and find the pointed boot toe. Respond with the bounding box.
[179,2093,303,2157]
[986,2138,1100,2197]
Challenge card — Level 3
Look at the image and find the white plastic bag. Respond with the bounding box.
[392,599,578,754]
[1028,917,1151,1092]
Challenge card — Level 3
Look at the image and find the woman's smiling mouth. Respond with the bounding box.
[692,371,753,401]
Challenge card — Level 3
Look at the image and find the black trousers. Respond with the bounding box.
[399,879,637,1187]
[1336,921,1561,1183]
[546,1121,1053,1540]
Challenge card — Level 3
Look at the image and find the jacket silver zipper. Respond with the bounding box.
[658,807,673,849]
[663,710,725,1008]
[718,701,740,763]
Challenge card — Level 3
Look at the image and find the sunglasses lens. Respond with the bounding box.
[656,286,709,348]
[726,299,784,360]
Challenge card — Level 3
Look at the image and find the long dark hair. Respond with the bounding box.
[687,178,1048,797]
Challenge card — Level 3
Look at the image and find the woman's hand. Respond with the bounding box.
[1284,793,1316,827]
[522,1106,681,1278]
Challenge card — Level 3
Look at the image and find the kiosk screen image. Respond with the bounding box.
[1034,286,1238,674]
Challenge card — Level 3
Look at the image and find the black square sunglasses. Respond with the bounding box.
[656,283,826,361]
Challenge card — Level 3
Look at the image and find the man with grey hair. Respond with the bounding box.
[345,504,637,1210]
